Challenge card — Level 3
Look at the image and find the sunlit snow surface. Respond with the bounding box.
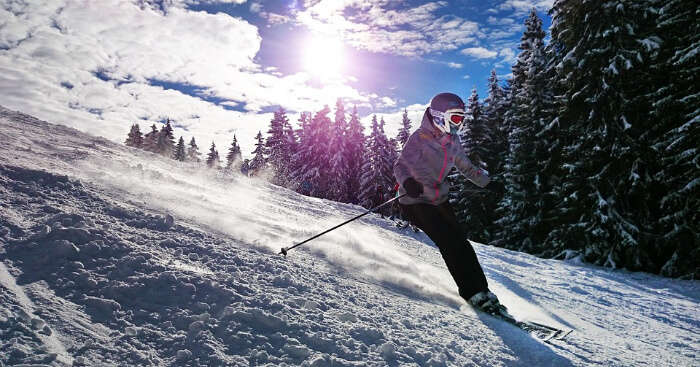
[0,105,698,366]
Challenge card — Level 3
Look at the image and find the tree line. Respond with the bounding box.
[124,102,410,213]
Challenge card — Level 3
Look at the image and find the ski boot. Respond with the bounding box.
[468,291,513,320]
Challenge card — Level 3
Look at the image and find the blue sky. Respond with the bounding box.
[192,0,552,112]
[0,0,552,155]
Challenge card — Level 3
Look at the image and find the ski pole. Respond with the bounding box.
[280,193,407,256]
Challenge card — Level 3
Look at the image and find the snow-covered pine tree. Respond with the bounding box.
[125,124,143,148]
[449,88,495,243]
[344,106,365,204]
[647,0,699,277]
[142,124,159,152]
[291,112,312,194]
[265,108,293,185]
[378,117,397,194]
[226,135,242,170]
[396,108,412,147]
[547,0,660,269]
[282,112,298,186]
[494,9,556,253]
[156,119,176,157]
[480,71,510,242]
[249,131,266,176]
[482,70,509,185]
[359,115,386,210]
[327,99,350,202]
[483,70,507,143]
[462,88,488,166]
[187,137,201,162]
[174,136,186,161]
[291,107,332,198]
[206,141,220,169]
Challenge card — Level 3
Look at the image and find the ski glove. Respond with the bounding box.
[403,177,424,198]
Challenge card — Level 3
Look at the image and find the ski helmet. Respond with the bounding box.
[429,92,467,135]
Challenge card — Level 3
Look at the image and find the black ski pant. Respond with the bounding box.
[400,201,489,301]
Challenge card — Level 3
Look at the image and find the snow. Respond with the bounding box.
[621,115,631,130]
[0,105,699,366]
[637,37,662,52]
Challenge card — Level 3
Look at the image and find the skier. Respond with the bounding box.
[394,92,504,315]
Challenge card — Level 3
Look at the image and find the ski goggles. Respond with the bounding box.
[430,108,467,125]
[446,110,466,125]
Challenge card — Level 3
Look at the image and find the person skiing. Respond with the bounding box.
[393,92,504,315]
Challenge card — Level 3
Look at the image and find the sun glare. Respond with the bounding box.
[303,35,345,80]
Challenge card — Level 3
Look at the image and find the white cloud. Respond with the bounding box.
[487,16,515,25]
[262,12,292,25]
[497,0,553,15]
[295,1,481,56]
[498,48,517,64]
[463,75,470,79]
[249,1,262,13]
[460,47,498,59]
[447,62,463,69]
[0,0,380,156]
[380,96,397,108]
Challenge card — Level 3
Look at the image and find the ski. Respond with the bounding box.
[488,309,573,342]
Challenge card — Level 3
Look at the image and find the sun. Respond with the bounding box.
[303,35,345,80]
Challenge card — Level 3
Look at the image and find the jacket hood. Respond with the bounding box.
[421,107,452,139]
[420,107,440,136]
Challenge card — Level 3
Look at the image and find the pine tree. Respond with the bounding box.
[187,137,201,162]
[282,113,298,184]
[327,99,350,202]
[450,88,496,242]
[462,88,488,165]
[265,108,293,185]
[481,71,511,241]
[206,141,220,168]
[547,0,661,269]
[483,70,509,184]
[359,116,387,210]
[647,0,699,277]
[378,117,397,193]
[249,131,266,175]
[226,135,242,169]
[396,108,412,147]
[174,136,186,161]
[494,9,557,253]
[142,124,159,152]
[156,119,176,157]
[125,124,143,148]
[345,106,366,204]
[291,107,332,198]
[291,112,312,194]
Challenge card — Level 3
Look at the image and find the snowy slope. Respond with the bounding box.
[0,105,698,366]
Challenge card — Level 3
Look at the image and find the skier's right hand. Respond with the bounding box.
[403,177,423,198]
